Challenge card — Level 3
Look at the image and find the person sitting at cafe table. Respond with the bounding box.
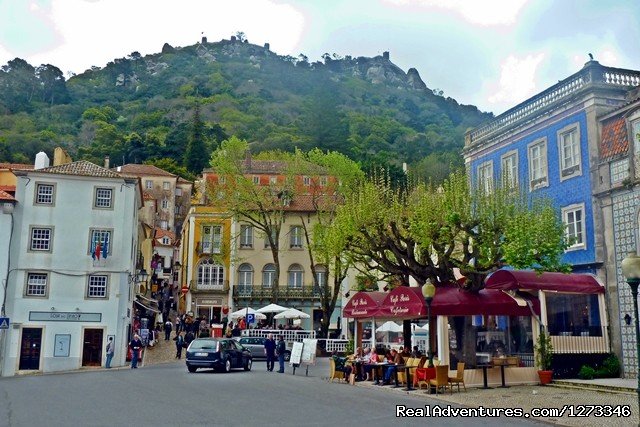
[332,351,352,380]
[380,349,404,385]
[362,347,378,381]
[348,347,364,380]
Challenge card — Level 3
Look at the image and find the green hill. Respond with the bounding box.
[0,37,492,179]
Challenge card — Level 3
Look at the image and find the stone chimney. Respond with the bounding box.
[264,42,270,50]
[104,155,110,169]
[34,152,50,170]
[244,150,252,170]
[383,51,390,60]
[201,36,208,44]
[230,36,237,42]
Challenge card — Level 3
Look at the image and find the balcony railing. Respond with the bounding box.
[233,285,321,300]
[193,280,229,293]
[465,62,640,148]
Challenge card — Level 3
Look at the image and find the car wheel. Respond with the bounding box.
[284,352,291,362]
[244,358,252,371]
[187,365,197,373]
[224,358,231,373]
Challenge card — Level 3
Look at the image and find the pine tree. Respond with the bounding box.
[184,102,208,173]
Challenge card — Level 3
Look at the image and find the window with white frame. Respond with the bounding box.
[269,176,277,185]
[303,176,311,186]
[219,176,226,185]
[633,119,640,155]
[264,228,278,249]
[89,229,112,255]
[160,220,168,230]
[161,198,169,209]
[197,259,224,288]
[262,263,276,287]
[26,272,48,297]
[562,204,585,249]
[163,181,170,190]
[253,176,260,185]
[528,140,548,190]
[477,161,493,194]
[145,180,153,189]
[558,127,581,179]
[240,224,253,248]
[87,275,108,298]
[175,187,183,196]
[94,187,113,208]
[202,225,222,254]
[315,265,327,288]
[501,151,518,188]
[238,263,253,288]
[161,236,170,245]
[288,264,304,288]
[35,183,54,205]
[320,176,328,187]
[290,226,303,248]
[174,205,181,215]
[610,158,629,184]
[30,227,52,251]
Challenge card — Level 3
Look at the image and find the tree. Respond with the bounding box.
[0,58,38,112]
[184,102,209,173]
[36,64,69,106]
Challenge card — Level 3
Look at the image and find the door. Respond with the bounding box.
[82,329,104,367]
[19,328,42,370]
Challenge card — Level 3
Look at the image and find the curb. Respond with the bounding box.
[549,381,636,395]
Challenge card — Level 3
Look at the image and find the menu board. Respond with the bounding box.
[301,339,317,365]
[290,342,303,365]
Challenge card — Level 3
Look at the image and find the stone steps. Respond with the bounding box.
[550,380,636,395]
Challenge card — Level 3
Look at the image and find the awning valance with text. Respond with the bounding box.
[342,291,386,318]
[484,269,605,294]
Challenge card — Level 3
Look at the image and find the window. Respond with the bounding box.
[500,151,518,188]
[562,204,585,250]
[262,263,276,288]
[26,273,48,297]
[558,126,581,179]
[320,176,328,187]
[160,220,168,230]
[175,205,181,215]
[477,161,493,194]
[264,228,278,249]
[290,226,303,249]
[303,176,311,186]
[632,119,640,155]
[202,225,222,254]
[163,181,170,190]
[30,227,52,252]
[610,158,629,184]
[219,176,226,185]
[546,293,601,336]
[315,265,327,288]
[161,198,169,209]
[240,224,253,248]
[87,275,108,298]
[89,229,112,255]
[269,176,277,185]
[94,187,113,208]
[528,139,548,190]
[288,264,304,288]
[145,180,153,189]
[161,236,170,245]
[197,259,224,288]
[238,263,253,288]
[175,187,183,197]
[253,176,260,185]
[35,183,54,205]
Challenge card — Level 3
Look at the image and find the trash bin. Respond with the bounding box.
[212,324,223,338]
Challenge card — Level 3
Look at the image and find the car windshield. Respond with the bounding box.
[189,340,218,350]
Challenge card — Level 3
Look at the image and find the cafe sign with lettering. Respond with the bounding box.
[29,311,102,322]
[342,292,385,318]
[378,287,427,319]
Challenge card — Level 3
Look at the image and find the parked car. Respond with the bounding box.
[185,338,252,373]
[236,337,291,361]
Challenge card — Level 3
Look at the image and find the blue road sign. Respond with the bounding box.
[0,317,9,329]
[247,313,255,324]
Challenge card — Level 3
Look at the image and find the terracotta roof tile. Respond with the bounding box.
[0,163,33,170]
[35,160,123,178]
[0,185,16,193]
[0,190,16,202]
[600,116,629,161]
[154,228,176,240]
[117,164,177,177]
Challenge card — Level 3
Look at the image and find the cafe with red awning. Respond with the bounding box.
[342,291,385,318]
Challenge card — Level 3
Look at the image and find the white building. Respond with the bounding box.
[0,160,142,376]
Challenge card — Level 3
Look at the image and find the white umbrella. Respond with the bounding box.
[256,303,289,314]
[376,321,403,333]
[228,307,266,320]
[273,308,310,319]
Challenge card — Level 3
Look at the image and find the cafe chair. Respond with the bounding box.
[329,358,345,382]
[448,362,466,392]
[429,365,452,394]
[397,357,414,385]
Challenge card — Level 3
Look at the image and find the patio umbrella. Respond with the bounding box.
[228,307,266,320]
[273,308,310,319]
[376,321,403,333]
[256,303,289,313]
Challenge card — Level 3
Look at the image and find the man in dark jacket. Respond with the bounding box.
[129,334,143,369]
[264,334,276,372]
[175,332,184,359]
[164,319,172,340]
[276,335,286,373]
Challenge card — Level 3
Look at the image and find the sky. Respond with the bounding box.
[0,0,638,115]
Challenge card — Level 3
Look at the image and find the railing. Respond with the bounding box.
[466,62,640,147]
[194,280,229,293]
[233,285,321,300]
[240,328,316,342]
[550,326,609,354]
[317,339,349,353]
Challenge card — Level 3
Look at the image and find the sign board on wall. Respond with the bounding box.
[29,312,102,322]
[54,334,71,357]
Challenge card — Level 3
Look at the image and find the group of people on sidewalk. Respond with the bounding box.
[333,345,422,384]
[262,334,286,373]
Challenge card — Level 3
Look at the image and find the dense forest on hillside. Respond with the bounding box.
[0,36,492,180]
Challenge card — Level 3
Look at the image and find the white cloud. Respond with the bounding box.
[383,0,528,26]
[487,52,545,108]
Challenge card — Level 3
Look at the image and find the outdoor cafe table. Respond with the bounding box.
[477,363,493,389]
[363,362,387,385]
[491,358,512,388]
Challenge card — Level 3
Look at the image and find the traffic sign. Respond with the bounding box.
[247,313,255,324]
[181,286,189,295]
[0,317,9,329]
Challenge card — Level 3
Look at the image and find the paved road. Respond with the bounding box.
[0,359,544,427]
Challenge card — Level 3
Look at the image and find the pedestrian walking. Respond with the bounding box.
[175,316,181,335]
[264,333,276,372]
[105,336,114,368]
[276,335,286,373]
[164,319,172,340]
[175,332,184,359]
[129,334,143,369]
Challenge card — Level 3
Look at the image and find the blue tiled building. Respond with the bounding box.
[464,60,640,376]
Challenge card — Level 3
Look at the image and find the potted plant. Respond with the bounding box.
[534,329,554,385]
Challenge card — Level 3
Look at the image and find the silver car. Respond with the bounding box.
[236,337,291,361]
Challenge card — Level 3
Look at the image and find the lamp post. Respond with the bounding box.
[422,279,436,368]
[621,251,640,425]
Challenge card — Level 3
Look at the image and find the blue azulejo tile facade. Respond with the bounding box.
[469,110,595,270]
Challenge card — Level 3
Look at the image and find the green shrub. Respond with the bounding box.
[578,365,596,380]
[344,339,354,355]
[595,354,620,378]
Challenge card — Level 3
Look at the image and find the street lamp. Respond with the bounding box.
[421,279,436,368]
[621,252,640,424]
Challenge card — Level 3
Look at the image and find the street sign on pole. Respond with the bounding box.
[181,286,189,295]
[0,317,9,329]
[247,313,255,324]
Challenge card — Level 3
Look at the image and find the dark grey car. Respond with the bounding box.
[236,337,291,361]
[186,338,252,373]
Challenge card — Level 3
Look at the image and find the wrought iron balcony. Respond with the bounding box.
[233,285,321,300]
[192,280,229,294]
